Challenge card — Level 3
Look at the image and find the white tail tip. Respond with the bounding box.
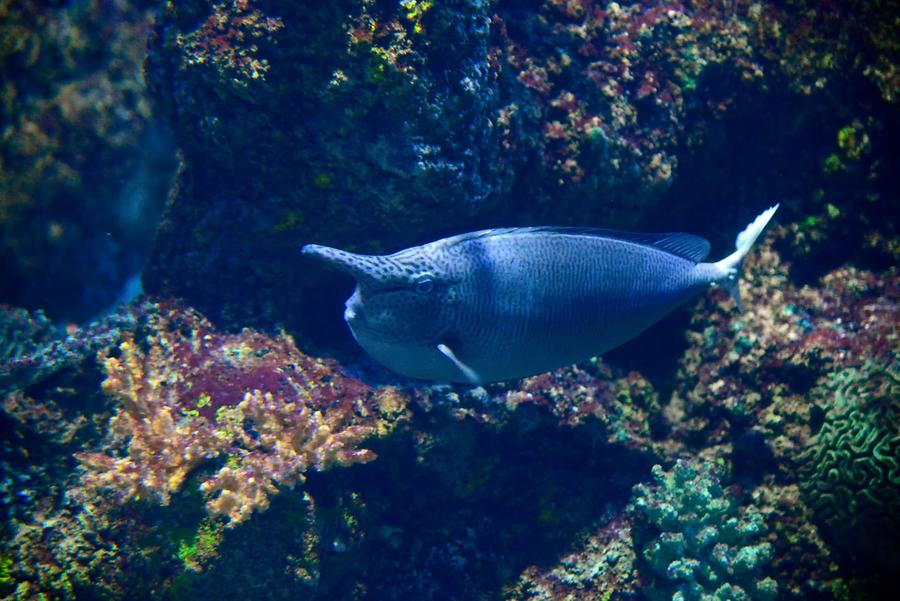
[713,204,780,312]
[736,204,780,253]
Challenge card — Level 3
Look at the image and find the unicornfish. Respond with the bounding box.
[302,205,779,384]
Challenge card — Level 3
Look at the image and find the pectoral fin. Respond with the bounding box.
[437,343,481,385]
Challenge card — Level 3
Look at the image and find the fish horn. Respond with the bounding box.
[302,244,387,284]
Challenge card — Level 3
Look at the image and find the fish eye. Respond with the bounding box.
[414,274,434,295]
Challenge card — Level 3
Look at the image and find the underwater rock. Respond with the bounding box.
[669,223,898,591]
[0,297,408,597]
[0,306,58,368]
[143,0,509,340]
[0,303,140,396]
[750,481,844,599]
[505,513,639,600]
[673,226,898,472]
[0,0,176,323]
[142,0,898,341]
[1,295,669,599]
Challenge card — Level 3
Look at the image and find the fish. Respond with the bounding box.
[302,205,779,385]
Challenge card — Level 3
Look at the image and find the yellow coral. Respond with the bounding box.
[77,319,402,524]
[81,336,221,504]
[198,389,377,523]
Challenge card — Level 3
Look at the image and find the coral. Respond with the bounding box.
[750,481,843,599]
[1,390,88,448]
[499,1,764,188]
[798,364,900,571]
[199,389,378,522]
[493,0,899,200]
[0,0,175,322]
[673,226,898,469]
[181,0,285,91]
[76,299,409,523]
[754,0,900,102]
[176,518,225,572]
[415,355,674,460]
[0,305,58,367]
[2,494,152,599]
[0,302,140,396]
[629,459,777,601]
[505,514,638,600]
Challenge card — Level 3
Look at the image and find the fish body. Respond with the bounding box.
[303,206,778,384]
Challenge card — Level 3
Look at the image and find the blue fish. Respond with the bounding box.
[303,205,778,384]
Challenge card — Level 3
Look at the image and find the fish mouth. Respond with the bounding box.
[344,302,362,325]
[343,290,366,328]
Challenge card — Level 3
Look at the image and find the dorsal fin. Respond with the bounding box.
[443,227,711,263]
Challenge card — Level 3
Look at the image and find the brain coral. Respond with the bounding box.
[799,363,900,570]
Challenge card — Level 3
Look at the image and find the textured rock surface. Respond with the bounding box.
[144,0,511,342]
[142,0,898,344]
[0,0,176,322]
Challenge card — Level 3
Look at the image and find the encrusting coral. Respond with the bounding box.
[77,300,409,523]
[674,225,898,468]
[505,513,638,601]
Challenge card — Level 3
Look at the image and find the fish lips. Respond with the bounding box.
[343,289,365,326]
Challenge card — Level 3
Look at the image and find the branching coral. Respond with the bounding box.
[629,460,777,601]
[77,300,408,523]
[77,334,223,504]
[200,389,377,522]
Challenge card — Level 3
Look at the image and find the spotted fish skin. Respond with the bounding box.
[302,206,778,384]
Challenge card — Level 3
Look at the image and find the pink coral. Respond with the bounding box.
[182,0,285,88]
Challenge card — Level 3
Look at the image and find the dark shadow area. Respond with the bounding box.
[165,405,654,601]
[603,304,693,397]
[0,126,177,325]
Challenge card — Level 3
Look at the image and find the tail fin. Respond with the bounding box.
[713,204,780,312]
